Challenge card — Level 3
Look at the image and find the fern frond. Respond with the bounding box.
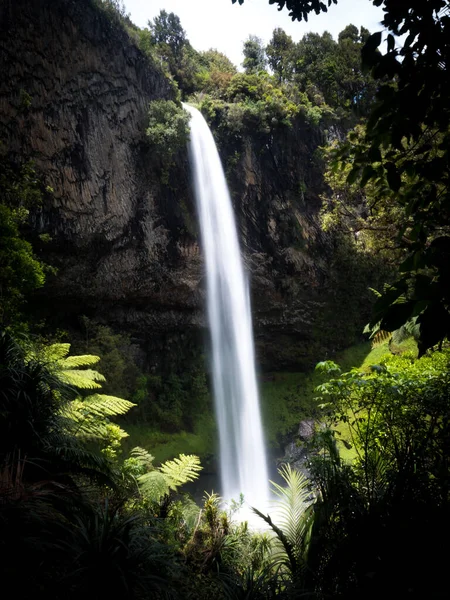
[178,496,201,530]
[58,354,101,368]
[130,446,155,470]
[270,464,313,558]
[138,471,170,501]
[59,369,105,389]
[368,287,382,298]
[44,343,71,361]
[159,454,202,490]
[82,394,136,417]
[371,330,392,348]
[391,318,420,346]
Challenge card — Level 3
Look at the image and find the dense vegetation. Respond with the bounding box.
[1,0,449,598]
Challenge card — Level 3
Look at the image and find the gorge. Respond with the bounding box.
[2,1,448,598]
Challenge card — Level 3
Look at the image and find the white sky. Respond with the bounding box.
[123,0,385,67]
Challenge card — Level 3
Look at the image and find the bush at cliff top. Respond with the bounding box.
[146,100,190,173]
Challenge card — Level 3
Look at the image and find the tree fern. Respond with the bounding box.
[159,453,202,488]
[78,394,135,417]
[36,342,71,362]
[391,317,420,346]
[37,343,100,368]
[31,343,105,390]
[65,394,135,450]
[58,368,105,389]
[253,464,314,575]
[371,329,392,348]
[137,454,202,503]
[130,446,155,471]
[138,470,171,501]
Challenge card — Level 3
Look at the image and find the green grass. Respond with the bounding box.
[259,340,378,448]
[123,413,217,465]
[331,338,418,461]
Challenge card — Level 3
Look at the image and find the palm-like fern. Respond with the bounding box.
[138,453,202,502]
[0,333,116,483]
[36,344,137,452]
[160,453,203,487]
[129,446,155,470]
[66,394,135,442]
[138,470,172,501]
[36,343,106,389]
[253,464,314,577]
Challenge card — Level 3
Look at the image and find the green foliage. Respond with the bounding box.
[197,72,300,144]
[233,0,338,22]
[308,346,450,598]
[242,35,267,74]
[183,491,234,573]
[254,464,313,578]
[56,499,177,599]
[93,0,129,21]
[190,21,379,164]
[266,28,296,83]
[149,9,187,57]
[123,412,216,465]
[0,204,45,325]
[0,157,50,327]
[159,453,203,489]
[147,10,205,96]
[76,318,141,399]
[39,341,136,460]
[321,124,404,262]
[146,99,190,182]
[200,49,237,75]
[138,453,202,502]
[130,361,210,433]
[0,481,179,600]
[317,2,450,352]
[196,49,237,97]
[0,332,118,482]
[293,27,376,115]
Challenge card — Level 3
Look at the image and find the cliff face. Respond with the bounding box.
[0,0,201,338]
[0,0,369,371]
[222,121,334,369]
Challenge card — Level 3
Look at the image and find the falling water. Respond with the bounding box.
[184,104,269,508]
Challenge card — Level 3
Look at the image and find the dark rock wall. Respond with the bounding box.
[222,122,335,370]
[0,0,202,350]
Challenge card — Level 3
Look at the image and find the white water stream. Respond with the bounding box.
[184,104,269,508]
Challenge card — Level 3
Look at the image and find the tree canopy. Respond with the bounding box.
[233,0,450,352]
[242,35,267,73]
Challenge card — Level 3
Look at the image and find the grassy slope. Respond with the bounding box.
[124,339,418,465]
[332,337,418,460]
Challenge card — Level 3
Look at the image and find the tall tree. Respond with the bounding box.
[266,28,296,82]
[294,30,338,105]
[242,35,266,74]
[149,9,187,59]
[148,10,203,96]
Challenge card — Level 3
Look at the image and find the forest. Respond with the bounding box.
[0,0,449,598]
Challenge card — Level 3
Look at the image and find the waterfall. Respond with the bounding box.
[184,104,269,508]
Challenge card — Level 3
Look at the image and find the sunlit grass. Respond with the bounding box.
[123,413,217,465]
[332,338,418,461]
[259,340,379,448]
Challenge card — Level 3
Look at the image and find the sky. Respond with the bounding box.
[123,0,386,68]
